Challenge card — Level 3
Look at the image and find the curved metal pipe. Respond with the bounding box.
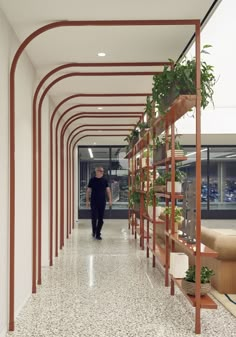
[65,124,135,239]
[10,19,199,330]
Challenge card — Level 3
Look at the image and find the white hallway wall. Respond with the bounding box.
[0,0,235,335]
[0,9,10,337]
[0,9,51,336]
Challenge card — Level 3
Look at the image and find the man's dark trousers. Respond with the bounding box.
[91,202,106,237]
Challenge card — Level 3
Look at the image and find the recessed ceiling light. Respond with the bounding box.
[97,52,106,57]
[226,153,236,158]
[97,107,103,110]
[88,148,93,158]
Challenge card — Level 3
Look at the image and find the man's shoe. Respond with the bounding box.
[95,236,102,240]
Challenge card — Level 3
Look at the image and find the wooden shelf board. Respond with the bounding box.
[166,156,188,163]
[170,233,218,257]
[155,192,184,199]
[173,278,217,309]
[152,95,196,130]
[125,96,196,159]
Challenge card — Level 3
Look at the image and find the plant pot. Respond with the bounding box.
[153,144,166,162]
[181,279,211,296]
[167,181,182,193]
[148,206,162,219]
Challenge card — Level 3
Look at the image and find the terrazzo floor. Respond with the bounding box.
[7,219,236,337]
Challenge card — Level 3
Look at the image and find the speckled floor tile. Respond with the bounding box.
[7,220,236,337]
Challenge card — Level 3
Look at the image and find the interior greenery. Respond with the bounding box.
[163,206,183,223]
[184,265,215,284]
[152,45,216,115]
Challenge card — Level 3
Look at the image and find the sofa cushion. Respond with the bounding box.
[201,226,236,261]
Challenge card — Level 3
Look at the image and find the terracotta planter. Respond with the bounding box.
[181,279,211,296]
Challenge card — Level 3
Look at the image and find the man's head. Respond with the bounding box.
[95,167,104,178]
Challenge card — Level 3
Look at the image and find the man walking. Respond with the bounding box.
[86,167,112,240]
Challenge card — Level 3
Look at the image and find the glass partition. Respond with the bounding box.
[79,147,110,209]
[209,147,236,210]
[110,147,129,209]
[78,146,128,210]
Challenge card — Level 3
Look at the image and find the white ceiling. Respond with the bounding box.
[0,0,222,145]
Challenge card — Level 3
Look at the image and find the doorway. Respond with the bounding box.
[78,146,129,219]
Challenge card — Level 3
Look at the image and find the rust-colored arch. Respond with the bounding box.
[66,125,134,236]
[36,71,151,287]
[63,127,133,240]
[69,133,130,234]
[9,19,200,331]
[54,113,140,258]
[33,61,157,274]
[62,123,135,243]
[35,72,153,292]
[33,61,158,289]
[36,71,152,286]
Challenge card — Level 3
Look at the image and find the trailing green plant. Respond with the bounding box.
[124,128,139,144]
[184,265,215,284]
[165,168,186,183]
[174,137,182,150]
[147,187,160,206]
[154,172,166,186]
[129,191,140,207]
[163,206,183,223]
[152,45,216,115]
[137,120,150,130]
[175,169,186,182]
[134,172,140,187]
[144,95,153,120]
[153,135,165,148]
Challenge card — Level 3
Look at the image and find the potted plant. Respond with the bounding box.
[182,265,215,296]
[143,167,153,191]
[124,128,139,148]
[153,172,166,192]
[137,120,150,138]
[162,205,183,231]
[166,134,185,158]
[144,95,153,123]
[147,187,161,219]
[129,191,140,213]
[134,172,140,189]
[152,45,216,116]
[166,169,186,193]
[152,135,166,162]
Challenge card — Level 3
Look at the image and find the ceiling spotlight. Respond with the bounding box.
[97,107,103,110]
[88,148,93,158]
[97,52,106,57]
